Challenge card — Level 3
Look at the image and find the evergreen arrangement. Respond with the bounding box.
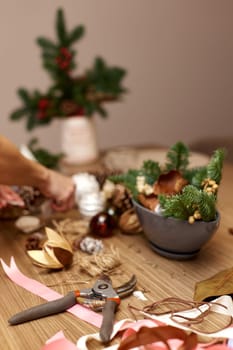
[28,138,64,169]
[9,8,127,131]
[109,142,225,222]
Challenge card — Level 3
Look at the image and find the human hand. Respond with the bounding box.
[38,170,75,212]
[0,185,25,209]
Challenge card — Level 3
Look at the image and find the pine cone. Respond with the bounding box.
[60,100,79,116]
[25,232,46,250]
[91,170,122,189]
[111,184,133,214]
[15,186,45,213]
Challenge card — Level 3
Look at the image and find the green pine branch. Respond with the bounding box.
[198,192,216,221]
[184,166,207,188]
[207,149,225,184]
[56,8,68,45]
[159,185,217,222]
[159,194,191,220]
[28,138,64,169]
[86,57,127,96]
[9,8,127,130]
[165,141,190,173]
[109,170,141,198]
[141,160,161,185]
[108,142,225,222]
[109,160,161,198]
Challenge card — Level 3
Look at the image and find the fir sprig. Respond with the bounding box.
[185,167,207,189]
[206,149,225,184]
[109,142,225,222]
[165,141,189,173]
[141,160,161,185]
[109,160,161,198]
[109,169,141,198]
[159,185,217,222]
[28,138,64,169]
[9,8,127,131]
[198,192,216,221]
[159,194,191,220]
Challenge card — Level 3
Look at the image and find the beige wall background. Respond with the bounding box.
[0,0,232,153]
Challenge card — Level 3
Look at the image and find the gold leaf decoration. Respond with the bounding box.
[27,227,73,269]
[194,267,233,302]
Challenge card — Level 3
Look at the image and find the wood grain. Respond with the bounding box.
[0,162,233,349]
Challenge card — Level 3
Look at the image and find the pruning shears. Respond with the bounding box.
[9,274,137,344]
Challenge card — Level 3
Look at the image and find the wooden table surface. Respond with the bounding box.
[0,161,233,349]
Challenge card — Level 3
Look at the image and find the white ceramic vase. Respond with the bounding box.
[61,116,99,164]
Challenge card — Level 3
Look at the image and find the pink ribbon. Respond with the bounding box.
[77,318,232,350]
[41,331,79,350]
[42,320,232,350]
[0,256,102,328]
[2,258,232,350]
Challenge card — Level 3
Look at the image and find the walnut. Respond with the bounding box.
[118,208,142,235]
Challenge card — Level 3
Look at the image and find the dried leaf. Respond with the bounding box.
[153,170,188,195]
[43,245,63,265]
[118,325,197,350]
[27,249,63,269]
[27,226,73,269]
[45,227,73,252]
[137,193,158,211]
[194,267,233,302]
[53,247,73,266]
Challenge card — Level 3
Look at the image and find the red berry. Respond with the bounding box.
[60,47,72,59]
[38,98,49,110]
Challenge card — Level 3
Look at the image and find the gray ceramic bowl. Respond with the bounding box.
[133,200,220,260]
